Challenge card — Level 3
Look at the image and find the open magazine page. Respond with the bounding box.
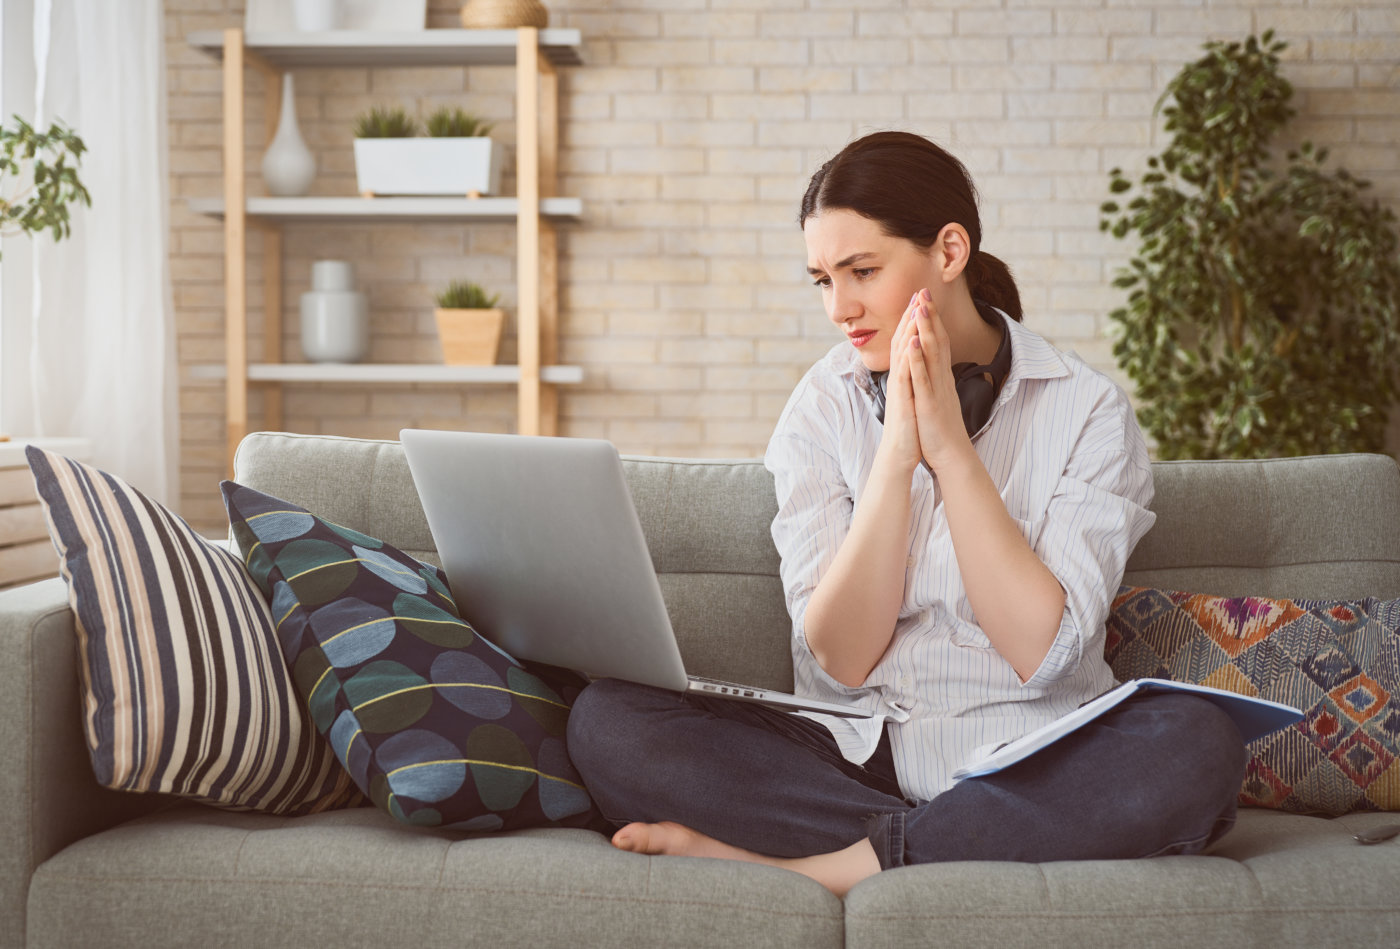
[950,678,1303,782]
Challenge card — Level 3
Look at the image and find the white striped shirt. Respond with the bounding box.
[764,309,1157,801]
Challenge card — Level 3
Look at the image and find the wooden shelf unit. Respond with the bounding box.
[189,27,582,476]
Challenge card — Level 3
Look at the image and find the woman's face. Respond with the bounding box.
[802,208,943,373]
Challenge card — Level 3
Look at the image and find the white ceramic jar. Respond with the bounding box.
[300,260,369,363]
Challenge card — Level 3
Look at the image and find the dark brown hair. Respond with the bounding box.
[799,131,1022,322]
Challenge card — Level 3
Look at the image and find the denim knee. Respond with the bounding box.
[1167,694,1248,798]
[1149,693,1248,853]
[565,678,634,778]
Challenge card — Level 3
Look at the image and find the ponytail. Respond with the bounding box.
[967,251,1022,323]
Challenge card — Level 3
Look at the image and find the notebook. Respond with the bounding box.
[951,678,1304,781]
[400,429,874,719]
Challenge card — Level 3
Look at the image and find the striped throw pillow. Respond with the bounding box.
[27,446,362,814]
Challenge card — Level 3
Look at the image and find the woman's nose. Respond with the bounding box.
[828,286,860,324]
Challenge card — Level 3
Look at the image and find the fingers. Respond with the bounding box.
[907,324,934,402]
[910,289,950,375]
[889,291,921,366]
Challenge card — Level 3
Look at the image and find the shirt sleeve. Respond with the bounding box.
[763,378,870,697]
[1019,382,1156,690]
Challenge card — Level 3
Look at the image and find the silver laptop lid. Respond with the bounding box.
[400,429,689,691]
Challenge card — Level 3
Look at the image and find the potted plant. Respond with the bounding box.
[0,115,90,258]
[1101,32,1400,459]
[434,280,504,365]
[353,105,502,198]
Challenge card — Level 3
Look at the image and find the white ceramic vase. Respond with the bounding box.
[261,73,315,197]
[301,260,369,363]
[293,0,340,31]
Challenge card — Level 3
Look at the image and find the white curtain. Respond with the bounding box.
[16,0,177,504]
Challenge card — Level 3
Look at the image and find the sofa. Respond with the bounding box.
[4,430,1399,948]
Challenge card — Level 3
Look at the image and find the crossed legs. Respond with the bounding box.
[566,679,1246,896]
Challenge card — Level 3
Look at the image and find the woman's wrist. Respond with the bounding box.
[874,438,921,482]
[923,437,980,482]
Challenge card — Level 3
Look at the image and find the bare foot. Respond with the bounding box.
[610,821,881,898]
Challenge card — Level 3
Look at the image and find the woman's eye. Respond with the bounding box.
[811,276,831,288]
[853,268,876,279]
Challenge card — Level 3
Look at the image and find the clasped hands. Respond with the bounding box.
[881,288,972,475]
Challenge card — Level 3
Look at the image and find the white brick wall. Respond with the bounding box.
[168,0,1400,533]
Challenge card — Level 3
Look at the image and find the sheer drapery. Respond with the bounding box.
[9,0,177,504]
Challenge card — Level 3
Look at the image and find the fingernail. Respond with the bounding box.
[918,304,928,319]
[919,288,929,302]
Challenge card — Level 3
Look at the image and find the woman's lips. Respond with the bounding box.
[849,329,877,348]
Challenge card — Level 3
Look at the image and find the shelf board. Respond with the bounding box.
[186,29,583,68]
[187,196,582,223]
[189,363,584,385]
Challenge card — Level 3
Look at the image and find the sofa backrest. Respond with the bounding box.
[233,433,1400,692]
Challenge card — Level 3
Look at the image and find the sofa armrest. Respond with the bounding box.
[0,578,169,949]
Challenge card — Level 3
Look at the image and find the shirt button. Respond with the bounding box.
[906,556,916,567]
[898,674,913,690]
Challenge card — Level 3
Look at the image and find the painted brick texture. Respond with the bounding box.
[168,0,1400,533]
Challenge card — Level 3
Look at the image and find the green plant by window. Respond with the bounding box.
[0,115,90,258]
[425,107,494,139]
[1101,31,1400,459]
[435,280,500,309]
[353,106,419,139]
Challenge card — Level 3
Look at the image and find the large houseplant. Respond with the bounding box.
[0,116,89,258]
[1101,32,1400,459]
[353,105,502,198]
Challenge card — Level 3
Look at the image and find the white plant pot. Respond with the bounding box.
[292,0,340,31]
[353,138,504,197]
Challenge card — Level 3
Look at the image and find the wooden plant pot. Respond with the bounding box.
[435,307,505,365]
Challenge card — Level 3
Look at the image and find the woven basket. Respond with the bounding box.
[459,0,548,29]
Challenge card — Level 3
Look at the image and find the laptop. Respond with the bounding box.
[400,428,873,719]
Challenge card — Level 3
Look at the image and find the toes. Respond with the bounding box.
[611,822,651,853]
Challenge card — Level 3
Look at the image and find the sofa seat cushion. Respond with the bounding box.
[25,805,844,949]
[842,808,1400,949]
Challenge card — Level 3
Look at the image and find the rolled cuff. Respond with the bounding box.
[1019,603,1081,690]
[791,614,870,698]
[866,810,907,870]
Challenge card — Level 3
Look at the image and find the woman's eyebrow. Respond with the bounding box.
[806,251,877,276]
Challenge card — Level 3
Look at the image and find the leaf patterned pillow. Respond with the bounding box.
[222,481,600,832]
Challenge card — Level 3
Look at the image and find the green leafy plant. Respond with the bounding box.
[435,280,499,309]
[425,106,494,139]
[0,115,90,258]
[353,106,419,139]
[1101,31,1400,459]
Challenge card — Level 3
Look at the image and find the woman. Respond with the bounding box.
[566,131,1245,896]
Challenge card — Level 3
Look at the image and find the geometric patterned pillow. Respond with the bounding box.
[221,481,600,833]
[1106,586,1400,815]
[25,447,363,814]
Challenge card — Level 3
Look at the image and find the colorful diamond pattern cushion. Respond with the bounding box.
[26,447,362,813]
[1106,586,1400,815]
[221,481,599,832]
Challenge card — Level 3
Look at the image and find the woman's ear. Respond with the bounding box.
[933,223,972,284]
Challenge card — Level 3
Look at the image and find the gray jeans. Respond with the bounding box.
[565,679,1246,869]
